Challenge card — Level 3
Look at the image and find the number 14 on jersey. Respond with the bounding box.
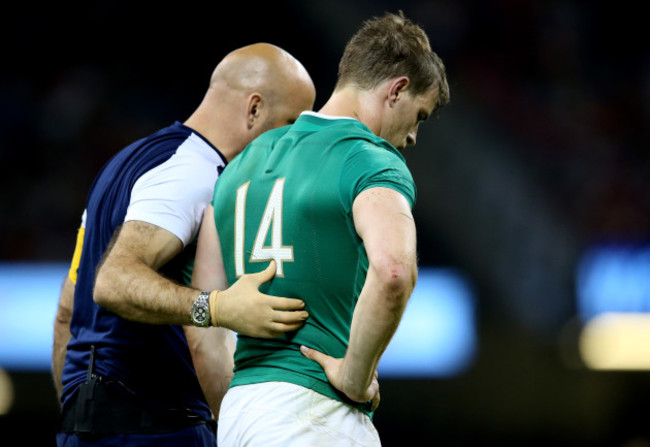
[234,178,294,277]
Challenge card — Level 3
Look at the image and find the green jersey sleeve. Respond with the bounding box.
[340,141,417,209]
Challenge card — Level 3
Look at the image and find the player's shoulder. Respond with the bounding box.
[346,137,405,164]
[235,126,290,160]
[258,125,292,143]
[322,120,395,154]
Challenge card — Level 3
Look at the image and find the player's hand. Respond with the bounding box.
[214,260,308,338]
[300,345,380,412]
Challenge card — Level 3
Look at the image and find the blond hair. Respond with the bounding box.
[337,11,450,111]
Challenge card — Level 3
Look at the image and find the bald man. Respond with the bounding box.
[53,43,316,447]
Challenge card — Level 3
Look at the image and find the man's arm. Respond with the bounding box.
[52,276,74,401]
[52,218,85,401]
[93,220,196,324]
[93,218,308,334]
[184,205,235,417]
[184,325,235,419]
[301,186,417,409]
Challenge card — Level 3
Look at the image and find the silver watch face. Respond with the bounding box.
[191,304,209,326]
[191,294,210,327]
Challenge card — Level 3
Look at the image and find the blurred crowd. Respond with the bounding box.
[1,0,647,268]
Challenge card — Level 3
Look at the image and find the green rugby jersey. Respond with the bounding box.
[211,111,416,415]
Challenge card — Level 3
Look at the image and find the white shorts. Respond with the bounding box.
[218,382,381,447]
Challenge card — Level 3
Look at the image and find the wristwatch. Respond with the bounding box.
[190,291,211,327]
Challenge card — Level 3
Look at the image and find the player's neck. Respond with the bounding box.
[319,88,382,135]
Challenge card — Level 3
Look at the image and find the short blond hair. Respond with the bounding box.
[337,11,450,111]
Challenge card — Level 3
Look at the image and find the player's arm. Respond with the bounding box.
[184,205,235,417]
[301,186,417,409]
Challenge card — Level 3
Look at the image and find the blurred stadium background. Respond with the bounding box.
[1,1,648,445]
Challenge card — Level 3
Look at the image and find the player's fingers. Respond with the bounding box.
[267,296,306,310]
[371,390,381,412]
[300,345,328,367]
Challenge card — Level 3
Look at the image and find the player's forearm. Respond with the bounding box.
[342,262,416,400]
[94,255,198,325]
[185,326,235,418]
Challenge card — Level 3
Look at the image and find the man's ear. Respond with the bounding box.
[247,93,263,129]
[388,77,410,107]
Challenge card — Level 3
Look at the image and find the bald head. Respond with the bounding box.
[186,43,315,161]
[210,43,313,102]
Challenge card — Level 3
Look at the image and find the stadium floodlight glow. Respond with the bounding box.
[0,262,476,378]
[0,262,64,370]
[576,243,650,321]
[378,267,476,378]
[579,312,650,370]
[575,243,650,370]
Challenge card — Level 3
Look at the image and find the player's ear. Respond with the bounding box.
[247,93,263,129]
[388,77,410,107]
